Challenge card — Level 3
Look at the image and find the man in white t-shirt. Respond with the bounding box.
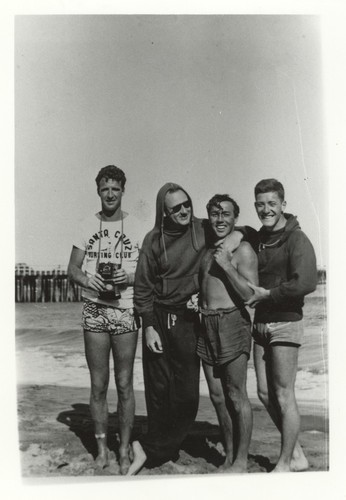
[68,165,143,474]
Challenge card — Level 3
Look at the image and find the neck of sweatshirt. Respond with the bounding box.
[163,216,190,236]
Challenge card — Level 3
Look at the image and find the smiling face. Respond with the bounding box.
[164,189,192,226]
[98,177,124,216]
[254,191,287,231]
[209,201,238,239]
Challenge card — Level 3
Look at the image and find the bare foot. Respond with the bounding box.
[290,454,309,472]
[272,464,291,473]
[94,433,110,470]
[119,447,131,475]
[217,458,233,473]
[128,444,134,462]
[126,441,147,476]
[273,445,309,473]
[95,450,110,470]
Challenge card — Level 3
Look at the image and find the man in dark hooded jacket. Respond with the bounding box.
[127,183,254,474]
[245,178,317,473]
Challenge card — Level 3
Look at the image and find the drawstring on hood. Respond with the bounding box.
[258,213,300,250]
[152,182,199,263]
[254,212,317,323]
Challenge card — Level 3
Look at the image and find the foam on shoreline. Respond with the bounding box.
[16,349,328,410]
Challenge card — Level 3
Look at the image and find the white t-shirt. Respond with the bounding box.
[73,212,144,309]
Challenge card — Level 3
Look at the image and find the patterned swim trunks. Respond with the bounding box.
[82,300,139,335]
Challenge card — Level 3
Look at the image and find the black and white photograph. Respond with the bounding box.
[7,2,344,497]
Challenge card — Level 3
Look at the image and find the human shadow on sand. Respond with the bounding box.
[57,403,273,471]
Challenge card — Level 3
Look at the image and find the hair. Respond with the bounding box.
[206,194,240,218]
[166,186,185,197]
[254,178,285,201]
[95,165,126,190]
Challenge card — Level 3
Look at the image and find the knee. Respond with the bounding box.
[226,385,248,412]
[275,387,295,413]
[89,365,109,395]
[90,381,108,401]
[209,388,226,409]
[116,373,133,400]
[257,385,269,406]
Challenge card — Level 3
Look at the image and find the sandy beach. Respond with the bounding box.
[16,285,328,477]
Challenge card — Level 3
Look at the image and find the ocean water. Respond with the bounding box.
[15,284,327,405]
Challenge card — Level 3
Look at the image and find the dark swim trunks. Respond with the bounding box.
[197,306,252,367]
[252,320,304,347]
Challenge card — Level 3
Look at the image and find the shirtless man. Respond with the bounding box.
[197,194,258,473]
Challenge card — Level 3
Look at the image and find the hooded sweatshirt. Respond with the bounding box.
[254,213,317,323]
[134,183,259,329]
[134,183,207,329]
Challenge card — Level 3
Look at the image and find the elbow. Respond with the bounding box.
[301,276,318,296]
[303,283,317,296]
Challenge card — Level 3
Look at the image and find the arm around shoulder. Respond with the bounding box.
[217,241,258,301]
[235,225,259,253]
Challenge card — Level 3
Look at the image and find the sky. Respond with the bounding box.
[15,15,326,268]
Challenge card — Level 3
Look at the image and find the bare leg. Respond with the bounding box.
[84,330,111,469]
[111,330,138,475]
[221,353,252,473]
[203,362,233,468]
[126,441,147,476]
[268,344,301,472]
[253,343,308,471]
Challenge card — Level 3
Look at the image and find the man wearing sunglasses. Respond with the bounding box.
[127,183,256,474]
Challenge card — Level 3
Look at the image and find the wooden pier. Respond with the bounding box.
[15,271,82,303]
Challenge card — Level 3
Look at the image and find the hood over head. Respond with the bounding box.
[153,182,193,229]
[152,182,199,262]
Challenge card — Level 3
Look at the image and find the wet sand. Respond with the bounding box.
[18,384,328,477]
[16,286,328,476]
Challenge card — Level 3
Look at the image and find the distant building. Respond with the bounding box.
[15,262,80,302]
[15,263,35,275]
[15,263,67,275]
[55,264,67,274]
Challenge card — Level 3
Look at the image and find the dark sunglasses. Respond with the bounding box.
[167,200,192,214]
